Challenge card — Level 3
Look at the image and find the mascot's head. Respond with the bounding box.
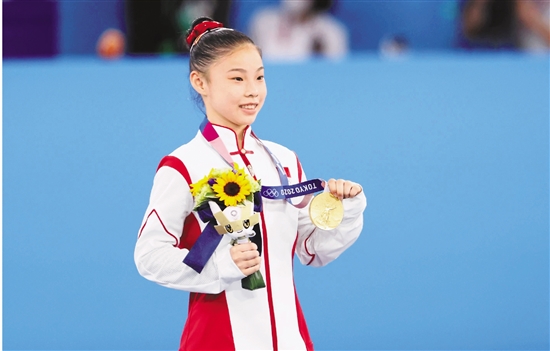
[208,200,259,240]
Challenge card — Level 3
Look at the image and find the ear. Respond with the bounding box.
[190,70,208,96]
[243,200,253,215]
[208,201,221,214]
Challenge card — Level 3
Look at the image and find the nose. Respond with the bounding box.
[245,81,259,98]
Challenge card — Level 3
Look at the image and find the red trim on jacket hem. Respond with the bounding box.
[139,209,179,247]
[157,155,192,185]
[294,286,314,351]
[304,231,316,266]
[179,292,235,351]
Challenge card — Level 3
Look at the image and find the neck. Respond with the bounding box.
[235,128,245,149]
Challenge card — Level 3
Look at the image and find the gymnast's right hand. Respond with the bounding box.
[230,242,261,276]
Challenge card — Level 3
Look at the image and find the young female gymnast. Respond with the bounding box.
[135,17,367,351]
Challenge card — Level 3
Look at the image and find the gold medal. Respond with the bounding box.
[309,192,344,230]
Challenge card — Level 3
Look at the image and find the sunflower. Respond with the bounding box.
[212,169,251,207]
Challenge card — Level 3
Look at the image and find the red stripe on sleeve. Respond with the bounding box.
[138,209,179,247]
[157,155,192,185]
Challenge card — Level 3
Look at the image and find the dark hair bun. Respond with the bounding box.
[185,17,224,49]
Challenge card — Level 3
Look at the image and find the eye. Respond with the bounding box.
[257,75,264,81]
[232,77,243,82]
[242,219,250,229]
[225,224,233,233]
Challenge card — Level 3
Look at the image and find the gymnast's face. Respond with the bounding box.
[196,44,267,134]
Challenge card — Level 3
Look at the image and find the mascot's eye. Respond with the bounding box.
[225,224,233,233]
[243,219,250,229]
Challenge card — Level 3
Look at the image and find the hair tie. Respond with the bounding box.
[186,20,224,49]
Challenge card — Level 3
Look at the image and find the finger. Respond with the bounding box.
[347,181,363,198]
[242,262,260,276]
[230,244,246,257]
[343,181,362,198]
[349,183,363,197]
[335,179,345,200]
[235,242,255,252]
[230,245,240,258]
[240,249,260,261]
[250,256,261,268]
[239,256,261,271]
[343,181,354,199]
[327,178,336,193]
[230,245,258,263]
[327,178,340,199]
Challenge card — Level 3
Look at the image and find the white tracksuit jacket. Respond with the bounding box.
[135,122,367,351]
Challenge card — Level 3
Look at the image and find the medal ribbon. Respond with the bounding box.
[249,130,318,208]
[261,179,323,200]
[200,118,320,207]
[200,118,236,168]
[183,119,320,273]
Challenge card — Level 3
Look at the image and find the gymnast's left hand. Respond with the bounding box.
[325,179,363,200]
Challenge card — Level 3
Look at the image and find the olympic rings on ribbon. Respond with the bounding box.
[262,188,280,198]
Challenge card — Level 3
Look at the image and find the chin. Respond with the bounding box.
[243,118,257,128]
[238,114,258,126]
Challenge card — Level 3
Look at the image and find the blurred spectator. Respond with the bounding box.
[516,0,550,52]
[125,0,232,54]
[97,29,126,59]
[379,34,410,58]
[249,0,348,61]
[460,0,549,51]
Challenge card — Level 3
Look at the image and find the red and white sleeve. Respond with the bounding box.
[134,164,245,293]
[294,160,367,267]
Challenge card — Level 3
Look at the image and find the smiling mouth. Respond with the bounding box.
[240,104,258,110]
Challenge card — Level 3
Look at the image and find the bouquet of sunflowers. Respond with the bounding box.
[191,163,261,210]
[189,163,265,290]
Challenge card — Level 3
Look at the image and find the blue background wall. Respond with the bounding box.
[3,53,549,350]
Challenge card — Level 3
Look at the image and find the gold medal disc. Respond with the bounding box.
[309,192,344,230]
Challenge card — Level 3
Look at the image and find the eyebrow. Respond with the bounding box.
[227,67,264,73]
